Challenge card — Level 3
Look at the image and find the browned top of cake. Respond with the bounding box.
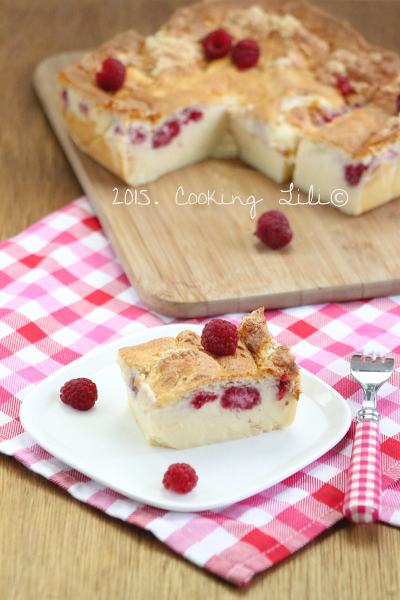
[118,308,300,405]
[300,74,400,156]
[57,0,400,129]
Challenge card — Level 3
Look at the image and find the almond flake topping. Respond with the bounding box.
[221,6,303,40]
[144,34,202,77]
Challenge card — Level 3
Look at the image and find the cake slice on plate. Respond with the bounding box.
[117,308,301,449]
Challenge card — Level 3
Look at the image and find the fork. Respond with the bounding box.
[343,351,395,523]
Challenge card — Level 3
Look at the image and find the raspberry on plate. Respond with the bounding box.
[96,58,126,92]
[162,463,198,493]
[232,39,260,70]
[203,29,232,60]
[201,318,239,355]
[256,210,293,249]
[60,377,98,411]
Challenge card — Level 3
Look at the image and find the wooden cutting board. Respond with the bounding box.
[33,51,400,317]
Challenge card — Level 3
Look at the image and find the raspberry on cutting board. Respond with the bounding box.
[256,210,293,249]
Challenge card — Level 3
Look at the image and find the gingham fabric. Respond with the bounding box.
[1,197,400,587]
[343,420,381,523]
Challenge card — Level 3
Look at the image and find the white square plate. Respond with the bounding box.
[20,325,351,512]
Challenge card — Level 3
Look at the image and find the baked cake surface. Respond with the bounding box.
[57,0,400,215]
[117,308,301,449]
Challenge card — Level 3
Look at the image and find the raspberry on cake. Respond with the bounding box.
[201,318,239,355]
[96,58,126,92]
[117,308,301,449]
[232,39,260,70]
[203,29,232,60]
[57,0,400,214]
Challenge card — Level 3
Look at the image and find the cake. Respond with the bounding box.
[117,308,301,449]
[57,0,400,215]
[293,80,400,215]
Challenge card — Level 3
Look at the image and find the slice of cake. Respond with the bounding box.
[57,0,400,214]
[117,308,301,449]
[293,81,400,215]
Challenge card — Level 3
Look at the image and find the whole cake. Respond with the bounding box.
[57,0,400,215]
[117,308,301,449]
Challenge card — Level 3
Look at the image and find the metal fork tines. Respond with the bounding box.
[350,352,395,423]
[343,351,395,523]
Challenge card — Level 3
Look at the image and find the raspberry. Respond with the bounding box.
[344,163,367,186]
[321,112,334,123]
[256,210,293,249]
[220,386,261,410]
[191,391,217,409]
[203,29,232,59]
[61,89,69,109]
[78,102,89,115]
[232,39,260,70]
[130,378,139,394]
[310,108,333,126]
[152,118,180,148]
[60,378,98,411]
[96,58,126,92]
[162,463,198,493]
[336,75,354,97]
[201,319,239,355]
[129,126,147,145]
[277,376,290,401]
[181,107,204,124]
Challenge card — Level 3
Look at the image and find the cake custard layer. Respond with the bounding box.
[117,308,301,449]
[57,0,400,215]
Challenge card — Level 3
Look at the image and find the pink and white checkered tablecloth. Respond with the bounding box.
[1,197,400,587]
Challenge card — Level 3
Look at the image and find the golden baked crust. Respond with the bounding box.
[57,0,400,192]
[237,306,273,353]
[304,77,400,157]
[118,308,300,406]
[58,0,400,124]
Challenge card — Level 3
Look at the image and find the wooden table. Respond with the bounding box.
[1,1,400,598]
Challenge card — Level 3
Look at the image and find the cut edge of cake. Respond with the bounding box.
[293,84,400,215]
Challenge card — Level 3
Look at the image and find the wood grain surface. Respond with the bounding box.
[2,1,400,599]
[33,48,400,317]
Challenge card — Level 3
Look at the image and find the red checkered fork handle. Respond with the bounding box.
[343,420,381,523]
[343,351,394,524]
